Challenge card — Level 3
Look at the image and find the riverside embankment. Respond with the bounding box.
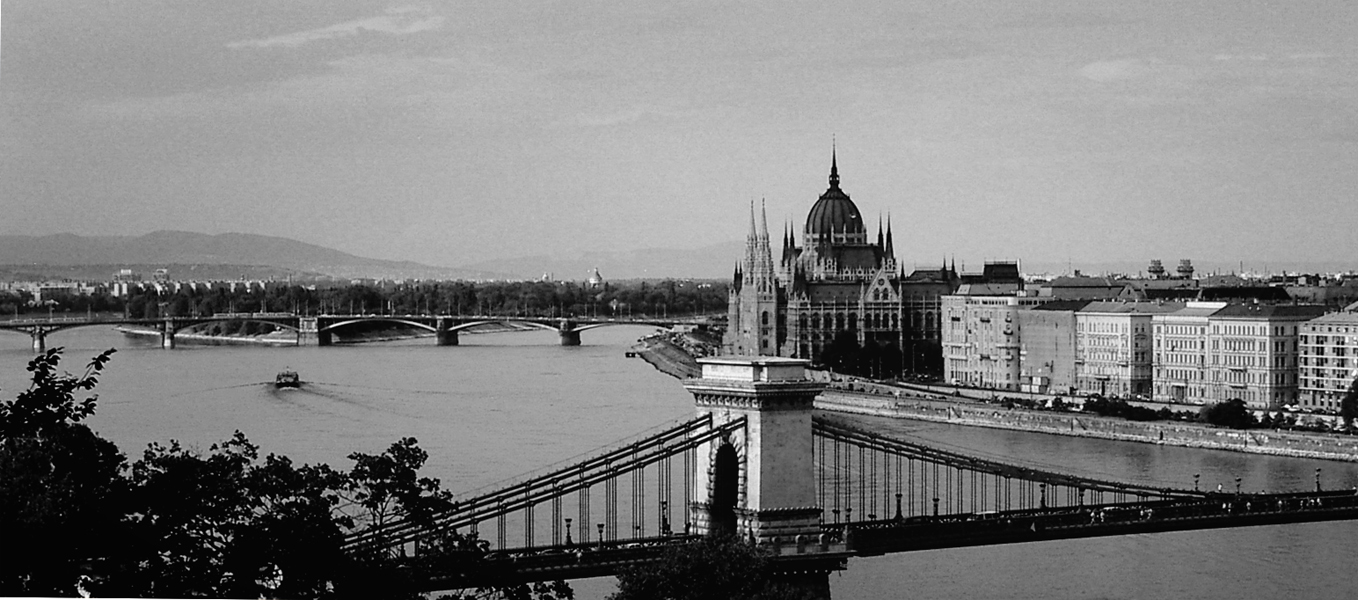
[818,389,1358,462]
[630,333,702,379]
[628,337,1358,462]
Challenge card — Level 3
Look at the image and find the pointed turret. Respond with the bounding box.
[885,215,895,257]
[876,215,884,249]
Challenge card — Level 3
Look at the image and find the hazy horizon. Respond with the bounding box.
[4,1,1357,271]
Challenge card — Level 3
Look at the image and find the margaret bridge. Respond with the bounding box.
[0,313,695,352]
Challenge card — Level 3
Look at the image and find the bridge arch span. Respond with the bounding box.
[570,322,670,333]
[444,320,558,334]
[170,317,300,335]
[318,317,437,335]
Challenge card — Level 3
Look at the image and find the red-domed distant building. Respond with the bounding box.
[724,151,958,376]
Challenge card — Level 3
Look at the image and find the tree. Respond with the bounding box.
[610,536,821,600]
[1340,376,1358,432]
[818,330,861,375]
[0,348,126,597]
[121,432,352,598]
[0,351,569,599]
[1200,399,1258,430]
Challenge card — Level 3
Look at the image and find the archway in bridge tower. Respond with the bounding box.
[710,443,739,536]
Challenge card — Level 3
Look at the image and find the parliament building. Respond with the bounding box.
[723,152,958,376]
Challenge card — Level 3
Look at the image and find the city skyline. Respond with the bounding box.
[4,1,1357,270]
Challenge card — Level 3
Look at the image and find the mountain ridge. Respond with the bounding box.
[0,231,512,280]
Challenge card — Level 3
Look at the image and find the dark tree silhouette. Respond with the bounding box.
[1200,399,1258,430]
[610,536,821,600]
[1340,376,1358,431]
[0,348,124,597]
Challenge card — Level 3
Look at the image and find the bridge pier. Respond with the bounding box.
[161,320,176,349]
[558,329,580,346]
[436,319,459,346]
[558,320,580,346]
[682,357,826,544]
[297,317,320,346]
[31,331,45,353]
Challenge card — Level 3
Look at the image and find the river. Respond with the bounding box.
[3,327,1356,599]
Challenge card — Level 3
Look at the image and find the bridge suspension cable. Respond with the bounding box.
[343,414,746,555]
[812,415,1206,525]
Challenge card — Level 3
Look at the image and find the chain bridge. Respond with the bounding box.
[341,357,1358,595]
[0,313,693,352]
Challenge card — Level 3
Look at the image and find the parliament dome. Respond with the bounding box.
[804,152,867,242]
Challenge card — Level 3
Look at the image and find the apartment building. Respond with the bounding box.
[1017,301,1090,395]
[943,293,1050,390]
[1075,301,1183,398]
[1151,302,1227,404]
[1299,306,1358,412]
[1207,304,1324,410]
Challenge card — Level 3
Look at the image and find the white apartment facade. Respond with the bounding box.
[1298,308,1358,413]
[1074,301,1182,398]
[1206,304,1323,410]
[1151,302,1227,404]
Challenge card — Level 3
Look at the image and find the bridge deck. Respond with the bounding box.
[393,489,1358,591]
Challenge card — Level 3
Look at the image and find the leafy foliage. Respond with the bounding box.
[0,347,115,437]
[127,279,728,319]
[1200,399,1259,430]
[610,536,821,600]
[1341,376,1358,431]
[0,349,571,599]
[0,348,126,597]
[817,331,905,379]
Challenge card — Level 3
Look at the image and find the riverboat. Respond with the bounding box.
[275,370,301,388]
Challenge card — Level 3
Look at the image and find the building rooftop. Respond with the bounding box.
[1306,310,1358,325]
[1081,300,1186,314]
[1030,299,1094,311]
[1211,304,1327,319]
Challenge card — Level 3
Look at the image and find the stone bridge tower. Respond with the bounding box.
[682,356,825,542]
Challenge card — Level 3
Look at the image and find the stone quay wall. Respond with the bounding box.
[817,391,1358,463]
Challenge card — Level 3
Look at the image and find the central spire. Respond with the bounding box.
[829,141,840,189]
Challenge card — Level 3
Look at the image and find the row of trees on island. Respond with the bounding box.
[111,279,729,321]
[1,349,811,599]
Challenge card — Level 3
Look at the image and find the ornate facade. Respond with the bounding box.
[724,152,957,375]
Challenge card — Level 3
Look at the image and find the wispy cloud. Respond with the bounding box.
[226,5,444,49]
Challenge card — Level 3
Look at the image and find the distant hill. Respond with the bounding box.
[458,241,745,280]
[0,231,513,281]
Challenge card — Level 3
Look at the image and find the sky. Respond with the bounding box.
[3,0,1357,271]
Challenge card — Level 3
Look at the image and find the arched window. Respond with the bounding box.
[848,312,857,331]
[810,313,820,329]
[761,311,769,326]
[798,314,808,330]
[835,313,845,330]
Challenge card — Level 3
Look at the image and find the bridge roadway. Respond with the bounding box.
[0,313,700,352]
[395,488,1358,590]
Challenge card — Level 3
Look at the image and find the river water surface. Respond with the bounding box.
[3,327,1356,599]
